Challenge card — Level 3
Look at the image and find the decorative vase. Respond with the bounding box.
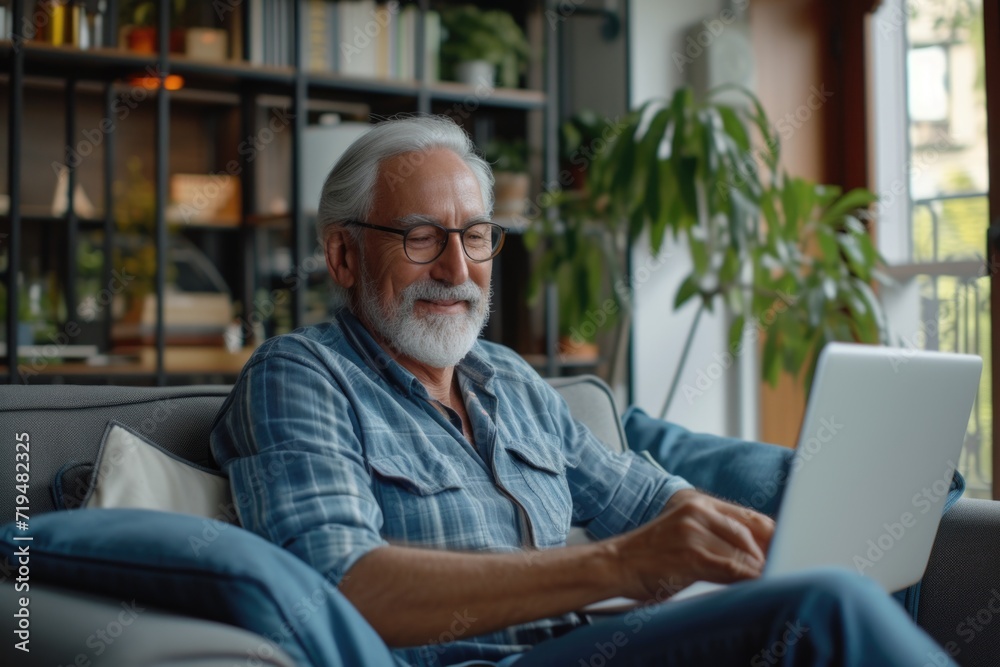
[558,336,600,362]
[455,60,494,87]
[492,171,530,229]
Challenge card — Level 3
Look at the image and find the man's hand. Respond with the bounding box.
[610,489,775,600]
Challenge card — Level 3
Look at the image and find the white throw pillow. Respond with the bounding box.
[83,422,236,523]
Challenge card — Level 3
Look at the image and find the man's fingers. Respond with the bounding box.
[702,548,765,581]
[691,530,765,582]
[704,508,767,566]
[646,490,773,589]
[718,500,776,555]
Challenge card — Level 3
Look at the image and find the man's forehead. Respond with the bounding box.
[371,149,486,222]
[389,213,493,228]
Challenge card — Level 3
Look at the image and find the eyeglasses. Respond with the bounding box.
[348,220,507,264]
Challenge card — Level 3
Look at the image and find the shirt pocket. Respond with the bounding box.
[367,453,464,496]
[365,447,471,547]
[503,433,572,548]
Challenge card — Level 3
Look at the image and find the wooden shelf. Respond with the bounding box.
[0,41,296,86]
[2,345,255,377]
[306,71,421,97]
[0,42,547,109]
[428,81,547,109]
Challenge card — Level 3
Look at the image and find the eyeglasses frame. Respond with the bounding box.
[347,219,507,265]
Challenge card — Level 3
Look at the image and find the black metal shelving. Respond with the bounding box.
[1,0,567,385]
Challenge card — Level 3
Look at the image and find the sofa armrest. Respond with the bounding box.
[547,375,626,453]
[918,498,1000,667]
[1,582,297,667]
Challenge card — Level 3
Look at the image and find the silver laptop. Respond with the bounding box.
[766,341,981,587]
[666,342,982,603]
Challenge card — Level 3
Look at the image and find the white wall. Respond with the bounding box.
[628,0,757,439]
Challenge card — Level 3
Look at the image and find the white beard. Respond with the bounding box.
[356,268,491,369]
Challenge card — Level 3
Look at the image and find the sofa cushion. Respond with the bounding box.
[56,422,235,521]
[0,509,399,667]
[0,384,232,516]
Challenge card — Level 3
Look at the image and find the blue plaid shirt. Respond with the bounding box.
[211,309,692,667]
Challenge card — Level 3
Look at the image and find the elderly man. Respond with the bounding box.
[211,115,956,667]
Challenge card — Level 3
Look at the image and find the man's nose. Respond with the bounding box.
[429,231,470,285]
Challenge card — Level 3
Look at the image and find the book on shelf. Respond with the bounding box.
[281,0,439,82]
[396,3,415,80]
[111,292,234,346]
[423,7,440,83]
[338,0,377,77]
[167,174,241,227]
[248,0,295,67]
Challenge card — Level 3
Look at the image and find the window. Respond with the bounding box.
[872,0,991,498]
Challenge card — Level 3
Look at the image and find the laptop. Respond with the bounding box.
[588,342,983,610]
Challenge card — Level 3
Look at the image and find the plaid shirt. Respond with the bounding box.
[211,309,692,667]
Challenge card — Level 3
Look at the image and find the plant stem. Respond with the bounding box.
[659,301,706,420]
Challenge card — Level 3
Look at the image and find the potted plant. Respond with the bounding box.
[559,110,623,191]
[525,187,625,362]
[483,138,530,229]
[119,0,187,53]
[525,113,630,364]
[530,87,889,409]
[440,5,531,88]
[112,156,159,321]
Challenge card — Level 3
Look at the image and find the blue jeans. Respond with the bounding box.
[513,568,955,666]
[503,408,957,666]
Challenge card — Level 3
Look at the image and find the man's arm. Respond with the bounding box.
[340,488,773,647]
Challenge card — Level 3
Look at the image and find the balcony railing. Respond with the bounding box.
[888,192,992,498]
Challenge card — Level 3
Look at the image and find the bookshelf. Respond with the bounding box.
[0,0,565,385]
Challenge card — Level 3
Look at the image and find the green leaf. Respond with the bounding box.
[718,250,741,287]
[674,275,700,309]
[806,288,825,327]
[820,187,878,226]
[740,89,780,172]
[678,156,699,218]
[717,105,751,153]
[643,157,661,249]
[852,278,888,343]
[837,233,869,280]
[668,87,692,164]
[816,227,840,268]
[688,232,709,275]
[822,277,837,300]
[780,179,801,236]
[650,160,677,249]
[636,105,672,176]
[698,108,723,177]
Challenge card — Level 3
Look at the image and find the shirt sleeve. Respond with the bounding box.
[210,345,388,585]
[547,388,693,541]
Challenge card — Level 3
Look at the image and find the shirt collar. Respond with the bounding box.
[336,308,497,398]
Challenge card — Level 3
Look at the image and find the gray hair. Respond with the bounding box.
[316,115,495,246]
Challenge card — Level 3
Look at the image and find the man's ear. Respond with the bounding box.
[324,227,358,289]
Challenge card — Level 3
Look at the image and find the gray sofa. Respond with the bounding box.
[1,379,999,666]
